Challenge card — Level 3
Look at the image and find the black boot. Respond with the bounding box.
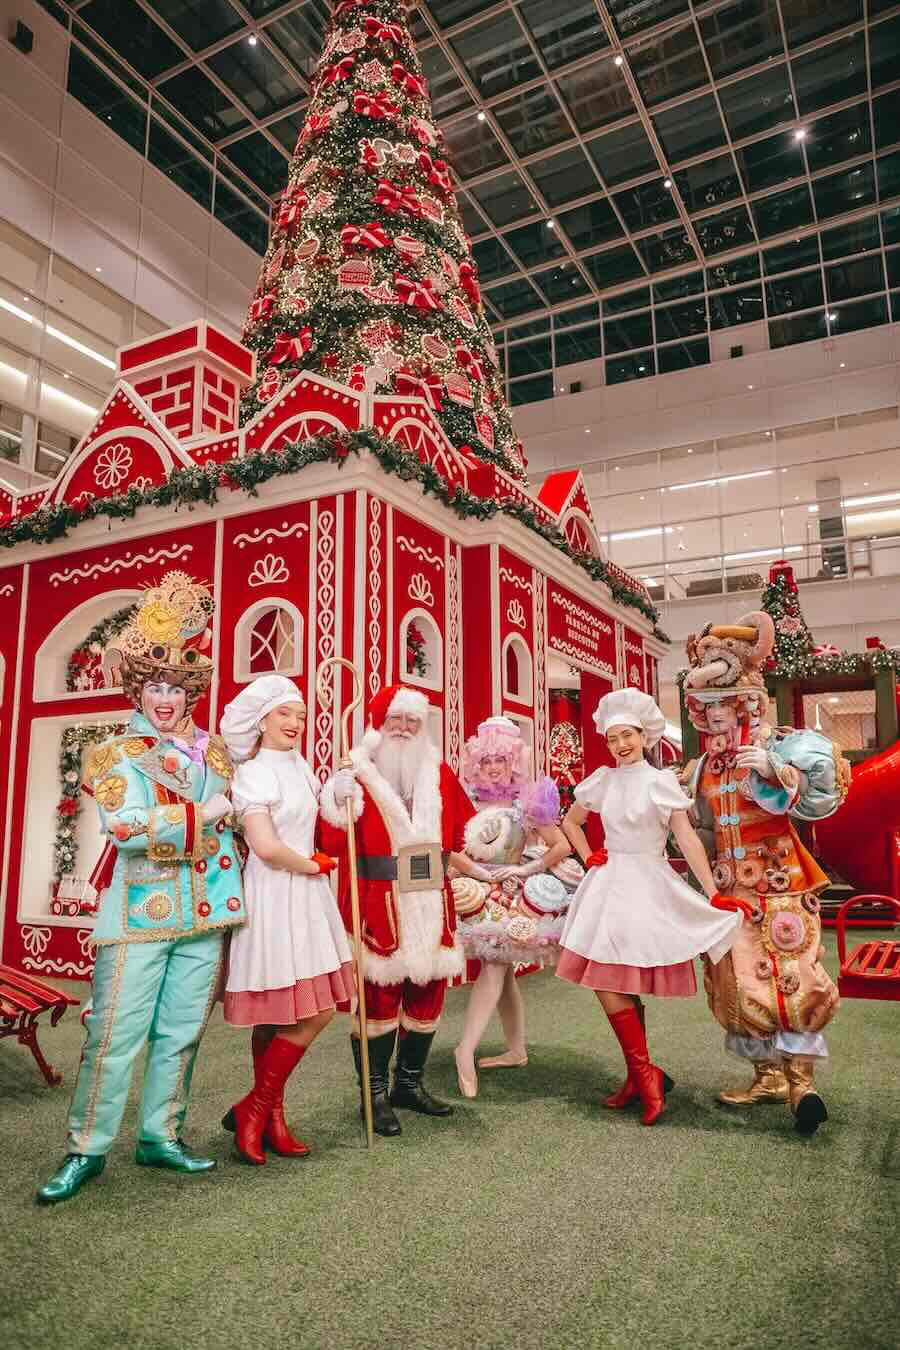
[352,1032,401,1137]
[390,1030,453,1117]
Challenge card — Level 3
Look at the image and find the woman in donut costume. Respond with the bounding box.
[452,717,572,1098]
[558,689,748,1126]
[218,675,354,1165]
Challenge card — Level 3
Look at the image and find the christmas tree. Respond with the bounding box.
[760,560,815,676]
[239,0,526,482]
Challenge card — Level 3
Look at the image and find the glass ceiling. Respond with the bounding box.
[39,1,900,356]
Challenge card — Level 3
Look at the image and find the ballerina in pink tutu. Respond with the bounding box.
[453,716,572,1098]
[558,689,750,1126]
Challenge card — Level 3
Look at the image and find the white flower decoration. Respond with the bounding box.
[93,443,133,490]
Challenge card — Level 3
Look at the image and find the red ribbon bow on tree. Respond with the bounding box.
[393,365,444,410]
[302,110,333,142]
[321,57,355,85]
[364,16,404,44]
[341,222,391,252]
[375,179,421,216]
[248,291,276,322]
[270,328,313,364]
[418,151,452,195]
[394,274,441,311]
[391,61,426,100]
[455,343,485,383]
[277,190,308,230]
[353,89,400,121]
[458,261,481,306]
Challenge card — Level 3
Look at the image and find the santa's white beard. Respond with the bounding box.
[373,731,428,800]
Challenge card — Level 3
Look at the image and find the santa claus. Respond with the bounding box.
[319,684,487,1137]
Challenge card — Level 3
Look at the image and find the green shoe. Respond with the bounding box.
[134,1139,216,1173]
[37,1153,105,1205]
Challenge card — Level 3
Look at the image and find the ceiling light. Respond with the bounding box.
[663,178,672,189]
[546,219,555,229]
[794,128,807,141]
[747,383,754,390]
[638,364,646,372]
[476,111,486,122]
[42,382,98,416]
[828,697,839,704]
[22,294,30,302]
[827,311,837,321]
[808,504,819,513]
[610,526,675,541]
[839,361,846,368]
[614,55,624,67]
[724,545,802,563]
[46,324,116,369]
[844,490,900,509]
[584,427,591,434]
[0,296,36,324]
[248,34,258,46]
[95,266,102,272]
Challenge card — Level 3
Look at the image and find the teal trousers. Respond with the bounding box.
[66,932,225,1156]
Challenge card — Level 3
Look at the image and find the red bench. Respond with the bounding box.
[0,964,80,1085]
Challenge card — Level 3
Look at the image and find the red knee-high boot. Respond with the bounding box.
[223,1036,307,1164]
[606,1006,668,1126]
[247,1031,311,1157]
[603,1001,673,1110]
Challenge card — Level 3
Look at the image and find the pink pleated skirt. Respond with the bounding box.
[556,948,697,997]
[223,961,355,1026]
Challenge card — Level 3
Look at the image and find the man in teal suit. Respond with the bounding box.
[38,573,246,1204]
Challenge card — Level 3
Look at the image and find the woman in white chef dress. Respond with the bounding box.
[558,688,750,1126]
[219,675,353,1165]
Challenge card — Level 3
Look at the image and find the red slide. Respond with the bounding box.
[814,740,900,900]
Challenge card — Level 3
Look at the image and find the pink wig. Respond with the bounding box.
[462,716,530,789]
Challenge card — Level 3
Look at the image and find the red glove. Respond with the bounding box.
[711,891,754,920]
[585,848,608,869]
[312,850,338,876]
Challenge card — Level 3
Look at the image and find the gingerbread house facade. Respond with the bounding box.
[0,324,664,979]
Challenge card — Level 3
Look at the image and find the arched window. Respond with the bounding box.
[501,634,533,705]
[34,590,142,701]
[561,509,603,559]
[235,599,303,681]
[399,608,443,691]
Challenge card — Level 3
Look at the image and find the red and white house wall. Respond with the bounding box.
[0,323,665,979]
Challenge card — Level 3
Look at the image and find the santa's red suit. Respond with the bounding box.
[319,684,475,1136]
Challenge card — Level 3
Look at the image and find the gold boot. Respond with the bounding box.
[717,1062,789,1107]
[783,1056,828,1136]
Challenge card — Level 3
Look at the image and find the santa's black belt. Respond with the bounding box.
[356,847,449,889]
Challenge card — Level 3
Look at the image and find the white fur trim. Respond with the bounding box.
[351,741,456,983]
[385,687,429,723]
[350,741,442,846]
[362,904,464,985]
[319,775,364,829]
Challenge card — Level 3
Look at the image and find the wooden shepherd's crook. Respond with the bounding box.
[315,656,373,1149]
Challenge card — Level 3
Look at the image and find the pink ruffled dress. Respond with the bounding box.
[224,748,354,1026]
[557,760,739,996]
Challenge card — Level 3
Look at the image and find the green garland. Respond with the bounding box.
[66,604,136,692]
[0,430,660,625]
[54,722,125,882]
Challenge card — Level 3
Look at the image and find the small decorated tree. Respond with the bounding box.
[760,560,816,676]
[239,0,527,481]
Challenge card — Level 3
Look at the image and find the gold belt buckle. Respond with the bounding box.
[396,842,443,892]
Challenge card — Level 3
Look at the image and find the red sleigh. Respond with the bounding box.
[835,895,900,1001]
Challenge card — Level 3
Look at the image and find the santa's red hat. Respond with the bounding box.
[367,683,430,728]
[363,683,430,750]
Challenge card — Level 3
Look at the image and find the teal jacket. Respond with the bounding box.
[85,712,246,946]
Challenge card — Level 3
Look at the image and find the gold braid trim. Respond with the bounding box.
[92,914,243,945]
[163,939,226,1141]
[69,942,128,1151]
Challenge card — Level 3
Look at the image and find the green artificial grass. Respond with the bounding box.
[1,934,898,1350]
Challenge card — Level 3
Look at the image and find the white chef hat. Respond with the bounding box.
[593,688,666,748]
[220,674,305,762]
